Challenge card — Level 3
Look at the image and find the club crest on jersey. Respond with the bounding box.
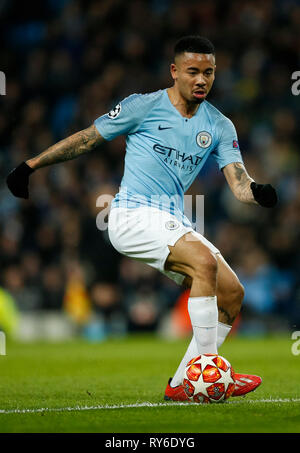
[108,103,121,119]
[165,220,179,230]
[196,131,212,148]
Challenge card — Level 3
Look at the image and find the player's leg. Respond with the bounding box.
[215,254,244,347]
[181,253,244,344]
[166,252,261,400]
[215,260,261,397]
[165,231,219,358]
[107,207,261,400]
[169,253,244,387]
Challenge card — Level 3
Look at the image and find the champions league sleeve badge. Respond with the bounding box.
[108,103,121,119]
[196,131,212,148]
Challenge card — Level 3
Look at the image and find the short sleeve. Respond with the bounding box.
[94,92,162,141]
[211,117,244,170]
[94,94,145,141]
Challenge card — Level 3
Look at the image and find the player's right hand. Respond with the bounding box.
[6,161,35,199]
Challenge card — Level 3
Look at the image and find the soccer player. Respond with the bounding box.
[7,36,277,401]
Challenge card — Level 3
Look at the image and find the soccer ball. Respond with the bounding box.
[183,354,235,403]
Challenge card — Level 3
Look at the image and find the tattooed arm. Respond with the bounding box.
[26,124,104,170]
[6,125,105,198]
[222,162,258,205]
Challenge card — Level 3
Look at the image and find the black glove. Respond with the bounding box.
[250,182,278,208]
[6,161,35,199]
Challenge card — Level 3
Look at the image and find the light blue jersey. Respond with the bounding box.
[94,89,243,224]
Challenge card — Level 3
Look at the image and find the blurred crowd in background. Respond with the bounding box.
[0,0,300,339]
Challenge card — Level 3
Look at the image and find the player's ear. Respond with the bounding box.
[170,63,177,81]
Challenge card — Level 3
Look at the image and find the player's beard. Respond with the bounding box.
[188,95,204,106]
[192,97,203,104]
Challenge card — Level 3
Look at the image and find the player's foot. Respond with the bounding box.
[164,378,189,401]
[232,373,262,397]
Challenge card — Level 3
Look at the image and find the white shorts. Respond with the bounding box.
[108,207,220,286]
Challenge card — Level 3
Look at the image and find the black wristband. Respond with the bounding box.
[250,182,278,208]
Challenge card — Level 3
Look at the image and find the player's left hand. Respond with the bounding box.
[250,182,278,208]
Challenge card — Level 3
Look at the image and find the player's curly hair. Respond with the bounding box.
[174,35,215,57]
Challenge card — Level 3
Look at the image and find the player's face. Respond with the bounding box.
[171,52,216,103]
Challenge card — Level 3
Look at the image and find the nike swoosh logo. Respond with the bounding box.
[158,125,172,130]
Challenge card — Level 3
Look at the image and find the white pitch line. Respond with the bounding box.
[0,398,300,415]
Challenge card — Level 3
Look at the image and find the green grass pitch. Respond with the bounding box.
[0,334,299,433]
